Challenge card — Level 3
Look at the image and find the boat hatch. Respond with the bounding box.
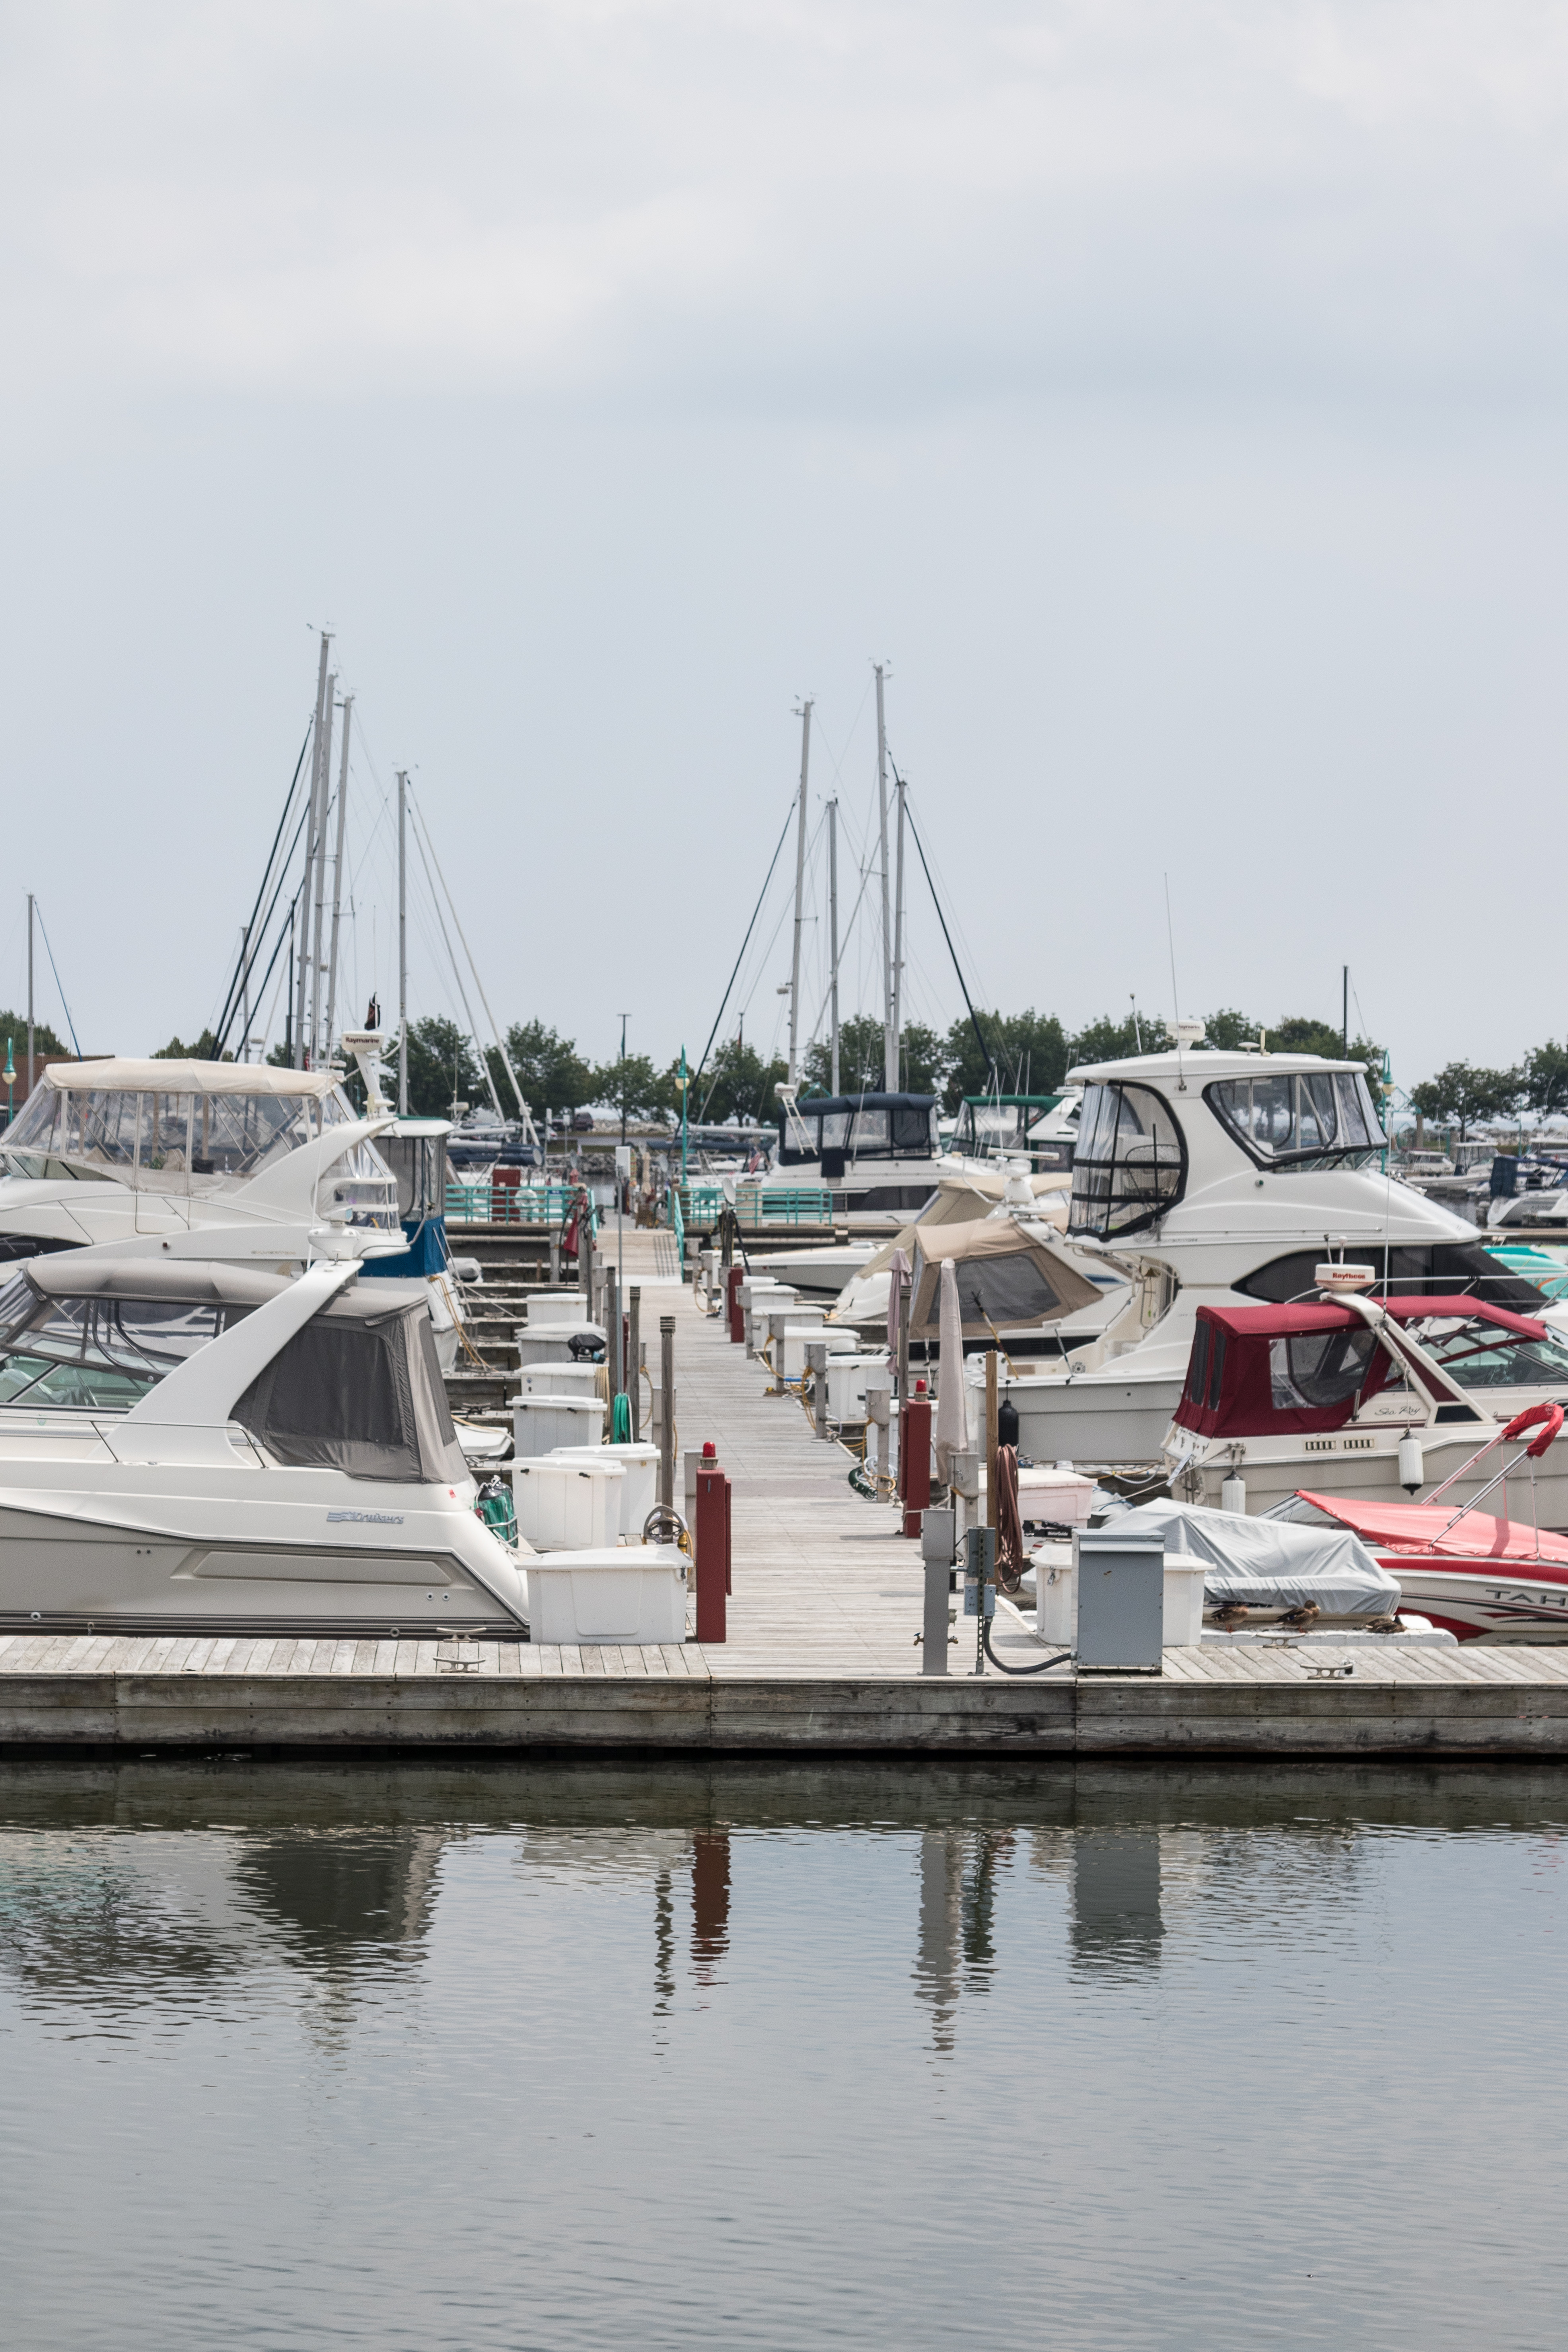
[1205,1069,1384,1173]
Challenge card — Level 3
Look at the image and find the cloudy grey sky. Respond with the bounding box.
[1,0,1565,1095]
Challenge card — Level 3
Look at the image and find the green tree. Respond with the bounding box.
[1521,1040,1568,1115]
[1067,1012,1144,1071]
[941,1008,1071,1108]
[490,1021,594,1120]
[153,1029,228,1062]
[1202,1007,1258,1050]
[1408,1061,1521,1140]
[1268,1016,1384,1098]
[0,1010,67,1059]
[588,1052,673,1125]
[690,1038,788,1126]
[402,1017,484,1119]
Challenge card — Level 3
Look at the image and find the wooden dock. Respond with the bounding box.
[7,1239,1568,1755]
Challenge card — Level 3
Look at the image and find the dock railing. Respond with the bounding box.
[445,1180,599,1233]
[676,1183,835,1231]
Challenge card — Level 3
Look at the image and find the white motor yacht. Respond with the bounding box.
[994,1043,1546,1466]
[0,1056,475,1372]
[0,1247,529,1635]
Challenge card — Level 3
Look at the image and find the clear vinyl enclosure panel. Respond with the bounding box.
[1069,1084,1187,1239]
[1206,1070,1385,1171]
[1,1084,365,1191]
[0,1271,250,1412]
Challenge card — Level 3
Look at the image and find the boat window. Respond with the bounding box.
[1398,1315,1568,1392]
[850,1109,890,1154]
[1184,1321,1210,1408]
[819,1112,850,1152]
[892,1104,938,1156]
[140,1093,191,1173]
[0,1292,245,1412]
[1206,1070,1385,1171]
[949,1247,1066,1328]
[190,1091,317,1178]
[2,1087,59,1152]
[1069,1084,1187,1239]
[320,1088,355,1125]
[1236,1245,1545,1315]
[1268,1328,1382,1413]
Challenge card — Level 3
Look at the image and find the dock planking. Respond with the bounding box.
[4,1261,1568,1752]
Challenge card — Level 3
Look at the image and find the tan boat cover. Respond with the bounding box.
[908,1218,1101,1340]
[31,1060,344,1097]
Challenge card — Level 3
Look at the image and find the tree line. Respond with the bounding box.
[1406,1047,1568,1140]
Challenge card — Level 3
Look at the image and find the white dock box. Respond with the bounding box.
[1036,1541,1207,1650]
[751,1292,800,1351]
[825,1352,889,1424]
[779,1322,837,1381]
[512,1393,607,1456]
[516,1327,603,1371]
[549,1440,660,1538]
[514,1362,604,1401]
[511,1455,626,1552]
[526,1292,595,1328]
[525,1544,688,1644]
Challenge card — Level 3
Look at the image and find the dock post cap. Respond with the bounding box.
[702,1441,716,1458]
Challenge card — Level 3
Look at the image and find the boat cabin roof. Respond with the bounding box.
[31,1060,348,1097]
[1066,1046,1370,1085]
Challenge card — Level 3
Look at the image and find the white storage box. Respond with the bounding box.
[780,1323,838,1381]
[514,1362,604,1401]
[527,1292,595,1328]
[751,1293,800,1350]
[1017,1467,1097,1529]
[511,1455,626,1552]
[512,1394,607,1455]
[1033,1543,1206,1648]
[525,1544,688,1644]
[516,1326,604,1370]
[549,1441,660,1538]
[825,1352,889,1424]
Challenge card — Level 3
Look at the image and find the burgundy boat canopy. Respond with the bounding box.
[1173,1295,1551,1442]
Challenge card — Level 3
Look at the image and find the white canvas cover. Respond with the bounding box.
[1111,1500,1400,1619]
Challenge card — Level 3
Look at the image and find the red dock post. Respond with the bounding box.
[901,1380,932,1538]
[695,1444,729,1641]
[726,1264,745,1343]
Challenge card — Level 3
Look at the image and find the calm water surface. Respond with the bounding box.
[0,1757,1564,2350]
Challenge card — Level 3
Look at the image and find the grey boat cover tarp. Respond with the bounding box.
[235,1279,468,1485]
[1111,1500,1401,1618]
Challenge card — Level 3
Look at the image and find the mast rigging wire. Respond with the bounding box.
[212,722,314,1052]
[33,905,81,1059]
[690,800,797,1096]
[901,784,1000,1089]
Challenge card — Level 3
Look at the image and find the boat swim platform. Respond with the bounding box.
[6,1244,1568,1757]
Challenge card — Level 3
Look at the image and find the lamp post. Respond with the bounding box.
[679,1045,689,1183]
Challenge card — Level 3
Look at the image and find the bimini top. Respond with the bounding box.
[908,1217,1101,1340]
[1173,1295,1561,1441]
[25,1061,348,1097]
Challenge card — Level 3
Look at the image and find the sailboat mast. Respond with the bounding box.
[294,631,331,1068]
[307,676,335,1066]
[324,693,352,1065]
[891,765,907,1091]
[788,700,811,1087]
[25,892,33,1101]
[397,768,409,1115]
[876,664,895,1089]
[828,798,840,1097]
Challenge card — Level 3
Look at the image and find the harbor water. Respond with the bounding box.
[0,1758,1564,2350]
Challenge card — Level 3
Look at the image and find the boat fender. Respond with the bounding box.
[1398,1434,1424,1493]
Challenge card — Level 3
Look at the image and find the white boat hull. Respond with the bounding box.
[1007,1375,1185,1467]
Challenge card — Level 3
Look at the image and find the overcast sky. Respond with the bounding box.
[2,0,1566,1098]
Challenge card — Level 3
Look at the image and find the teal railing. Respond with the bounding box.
[668,1184,685,1263]
[445,1181,600,1232]
[677,1184,835,1231]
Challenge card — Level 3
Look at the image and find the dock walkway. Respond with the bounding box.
[6,1255,1568,1754]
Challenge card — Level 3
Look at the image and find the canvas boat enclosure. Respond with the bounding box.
[776,1093,940,1178]
[1109,1498,1401,1621]
[907,1218,1102,1341]
[1171,1295,1568,1443]
[0,1256,290,1414]
[233,1278,468,1484]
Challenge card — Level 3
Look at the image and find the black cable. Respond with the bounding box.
[215,802,313,1055]
[982,1619,1072,1675]
[213,722,314,1050]
[690,800,797,1096]
[901,785,1002,1091]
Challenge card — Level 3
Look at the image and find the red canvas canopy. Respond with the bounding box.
[1296,1491,1568,1565]
[1173,1295,1550,1442]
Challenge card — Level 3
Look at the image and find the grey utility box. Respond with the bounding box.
[1075,1530,1165,1672]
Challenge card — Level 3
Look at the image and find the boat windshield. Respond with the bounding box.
[316,1141,403,1235]
[1399,1314,1568,1393]
[1206,1070,1385,1171]
[0,1271,248,1412]
[0,1083,358,1187]
[1069,1083,1186,1239]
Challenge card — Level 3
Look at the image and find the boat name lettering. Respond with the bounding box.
[1302,1436,1375,1454]
[326,1510,406,1525]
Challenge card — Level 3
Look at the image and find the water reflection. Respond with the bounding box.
[1070,1831,1163,1974]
